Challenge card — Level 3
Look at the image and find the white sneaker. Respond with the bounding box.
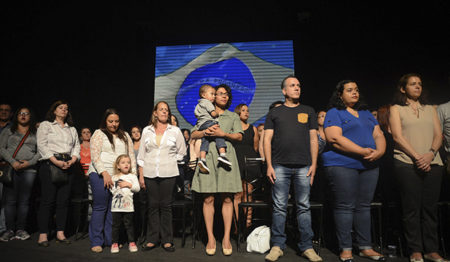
[0,230,15,242]
[111,243,119,253]
[129,242,138,252]
[15,230,31,240]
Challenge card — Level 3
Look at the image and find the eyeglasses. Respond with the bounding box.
[216,92,229,97]
[18,112,30,116]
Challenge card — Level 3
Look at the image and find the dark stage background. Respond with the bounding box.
[1,1,449,131]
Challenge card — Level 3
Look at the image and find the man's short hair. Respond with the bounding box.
[280,75,298,89]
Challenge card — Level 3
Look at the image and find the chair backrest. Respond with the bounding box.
[244,157,271,202]
[244,157,264,183]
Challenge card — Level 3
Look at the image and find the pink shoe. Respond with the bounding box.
[111,243,119,253]
[129,242,138,252]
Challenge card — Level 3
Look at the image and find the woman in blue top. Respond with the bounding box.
[323,80,386,262]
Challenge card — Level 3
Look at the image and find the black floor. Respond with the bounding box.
[0,233,412,262]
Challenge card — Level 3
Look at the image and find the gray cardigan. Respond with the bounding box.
[0,128,40,173]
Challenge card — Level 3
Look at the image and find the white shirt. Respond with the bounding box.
[37,120,80,160]
[110,174,140,212]
[88,129,136,176]
[137,124,186,178]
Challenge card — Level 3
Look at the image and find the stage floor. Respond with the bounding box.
[0,233,410,262]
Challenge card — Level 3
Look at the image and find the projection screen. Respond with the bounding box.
[154,40,294,129]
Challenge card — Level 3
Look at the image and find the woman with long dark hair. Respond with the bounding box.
[36,100,80,246]
[323,80,386,261]
[389,73,445,262]
[88,108,136,253]
[130,125,142,161]
[190,84,243,256]
[0,107,39,242]
[138,101,186,252]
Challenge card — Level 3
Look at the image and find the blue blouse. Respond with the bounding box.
[322,108,379,169]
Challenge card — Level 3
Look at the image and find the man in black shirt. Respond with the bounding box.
[264,76,321,262]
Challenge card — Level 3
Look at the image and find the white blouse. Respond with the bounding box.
[37,120,80,160]
[110,174,140,212]
[88,129,136,176]
[137,124,186,178]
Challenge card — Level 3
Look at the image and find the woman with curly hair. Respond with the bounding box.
[190,84,243,256]
[323,80,386,261]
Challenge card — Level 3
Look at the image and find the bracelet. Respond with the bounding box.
[430,148,437,156]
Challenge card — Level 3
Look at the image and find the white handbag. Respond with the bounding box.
[246,225,271,253]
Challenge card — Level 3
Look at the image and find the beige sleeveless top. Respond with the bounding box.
[393,104,443,165]
[155,134,163,147]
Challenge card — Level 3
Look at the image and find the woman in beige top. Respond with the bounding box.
[389,73,445,262]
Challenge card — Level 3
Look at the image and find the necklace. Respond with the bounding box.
[346,107,359,118]
[408,103,421,118]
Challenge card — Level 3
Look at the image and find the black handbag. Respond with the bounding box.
[0,161,14,185]
[0,130,31,186]
[49,153,71,184]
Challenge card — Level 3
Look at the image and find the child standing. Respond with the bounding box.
[194,84,231,173]
[110,154,140,253]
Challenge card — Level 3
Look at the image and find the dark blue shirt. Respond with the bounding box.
[264,104,317,166]
[322,108,378,169]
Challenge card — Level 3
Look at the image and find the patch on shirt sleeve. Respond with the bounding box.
[297,113,308,123]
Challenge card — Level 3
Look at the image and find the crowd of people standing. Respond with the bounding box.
[0,73,449,262]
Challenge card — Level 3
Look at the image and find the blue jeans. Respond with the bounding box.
[4,170,36,231]
[199,120,226,153]
[271,164,313,252]
[89,172,112,247]
[326,166,379,250]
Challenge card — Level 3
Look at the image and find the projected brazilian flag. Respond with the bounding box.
[155,41,295,128]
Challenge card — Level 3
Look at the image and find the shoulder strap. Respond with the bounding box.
[12,129,31,158]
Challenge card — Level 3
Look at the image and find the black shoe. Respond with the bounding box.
[162,243,175,252]
[218,156,232,166]
[142,243,158,251]
[56,238,71,245]
[38,241,50,247]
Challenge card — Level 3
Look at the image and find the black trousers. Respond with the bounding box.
[133,189,147,239]
[112,212,135,243]
[394,159,443,253]
[37,161,72,234]
[144,177,176,245]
